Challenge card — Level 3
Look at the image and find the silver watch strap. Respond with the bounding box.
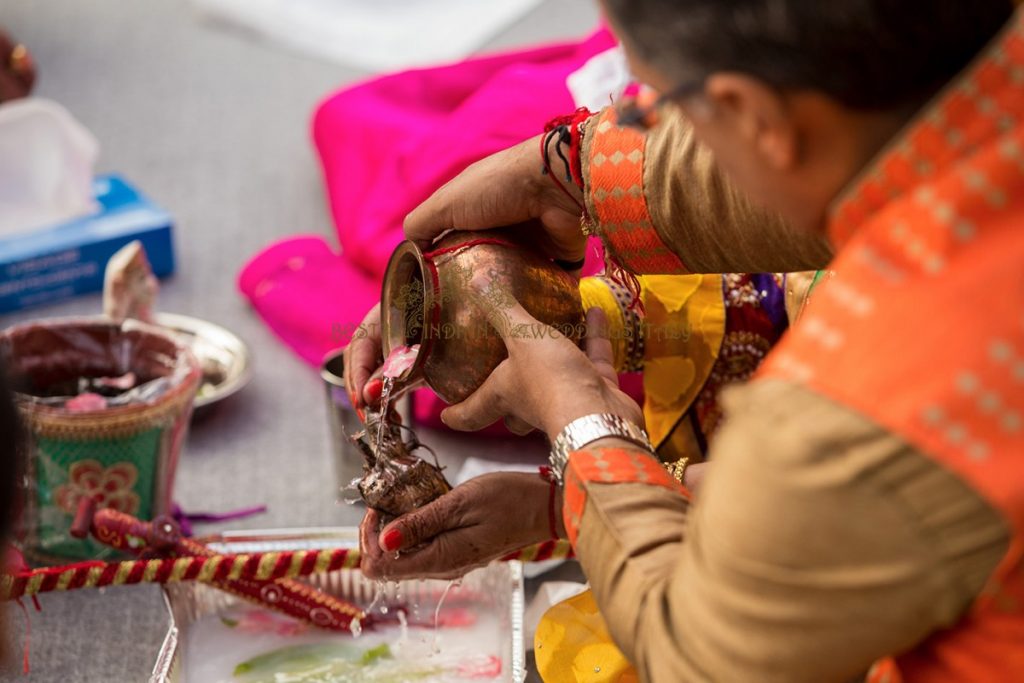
[549,413,653,483]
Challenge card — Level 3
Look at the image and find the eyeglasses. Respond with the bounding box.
[616,79,705,132]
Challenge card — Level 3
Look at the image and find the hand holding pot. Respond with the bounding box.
[441,289,642,441]
[404,135,588,268]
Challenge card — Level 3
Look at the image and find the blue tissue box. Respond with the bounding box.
[0,175,175,313]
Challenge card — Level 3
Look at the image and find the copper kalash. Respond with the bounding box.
[352,229,583,518]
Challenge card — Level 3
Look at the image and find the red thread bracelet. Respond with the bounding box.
[539,131,586,214]
[541,108,594,233]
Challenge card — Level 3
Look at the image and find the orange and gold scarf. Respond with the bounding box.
[762,10,1024,682]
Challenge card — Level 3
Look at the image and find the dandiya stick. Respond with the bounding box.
[72,502,367,631]
[0,546,359,602]
[0,536,573,603]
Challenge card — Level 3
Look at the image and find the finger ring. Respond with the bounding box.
[8,44,31,75]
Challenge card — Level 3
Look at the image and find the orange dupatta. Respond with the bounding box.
[759,10,1024,682]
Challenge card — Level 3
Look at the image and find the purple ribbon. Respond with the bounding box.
[170,503,268,537]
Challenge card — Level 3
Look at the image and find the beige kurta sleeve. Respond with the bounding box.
[581,108,833,275]
[563,379,1009,683]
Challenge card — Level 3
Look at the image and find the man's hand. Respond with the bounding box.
[404,134,588,265]
[360,472,560,580]
[441,291,643,441]
[350,128,597,405]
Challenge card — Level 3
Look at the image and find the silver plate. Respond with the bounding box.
[150,528,526,683]
[156,313,252,411]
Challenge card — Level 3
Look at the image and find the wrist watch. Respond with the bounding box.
[548,413,654,484]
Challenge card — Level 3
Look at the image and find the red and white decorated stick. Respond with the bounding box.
[0,540,572,604]
[0,539,572,602]
[0,546,358,601]
[67,501,367,631]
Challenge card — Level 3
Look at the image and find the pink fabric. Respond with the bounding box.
[239,30,614,365]
[238,30,635,431]
[238,236,380,364]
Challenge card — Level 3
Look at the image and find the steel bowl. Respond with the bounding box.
[155,313,252,411]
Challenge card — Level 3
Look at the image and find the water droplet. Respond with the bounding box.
[397,609,409,647]
[432,577,457,647]
[594,666,601,673]
[380,604,389,614]
[365,580,386,615]
[349,617,362,637]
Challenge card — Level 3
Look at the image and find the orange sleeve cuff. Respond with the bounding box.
[562,446,690,546]
[587,108,689,275]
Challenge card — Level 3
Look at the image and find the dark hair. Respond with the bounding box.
[603,0,1014,110]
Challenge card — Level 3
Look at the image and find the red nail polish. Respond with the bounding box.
[349,391,358,407]
[356,407,366,422]
[367,379,384,403]
[381,527,403,552]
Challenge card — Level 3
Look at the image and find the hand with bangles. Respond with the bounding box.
[0,30,36,103]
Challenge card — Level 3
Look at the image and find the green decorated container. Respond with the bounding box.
[1,317,201,564]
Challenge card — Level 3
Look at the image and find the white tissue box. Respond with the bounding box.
[0,174,175,313]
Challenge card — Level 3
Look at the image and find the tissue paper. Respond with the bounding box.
[0,98,99,236]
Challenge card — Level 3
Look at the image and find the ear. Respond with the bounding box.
[703,73,798,170]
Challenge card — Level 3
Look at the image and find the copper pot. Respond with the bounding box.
[380,230,584,404]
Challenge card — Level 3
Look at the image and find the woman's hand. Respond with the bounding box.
[343,304,385,409]
[441,291,643,441]
[360,472,560,580]
[404,134,588,266]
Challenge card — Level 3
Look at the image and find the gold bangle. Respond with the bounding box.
[664,456,690,484]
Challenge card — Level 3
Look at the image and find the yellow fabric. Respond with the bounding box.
[535,590,638,683]
[579,276,630,371]
[541,276,723,682]
[578,274,724,450]
[640,274,724,449]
